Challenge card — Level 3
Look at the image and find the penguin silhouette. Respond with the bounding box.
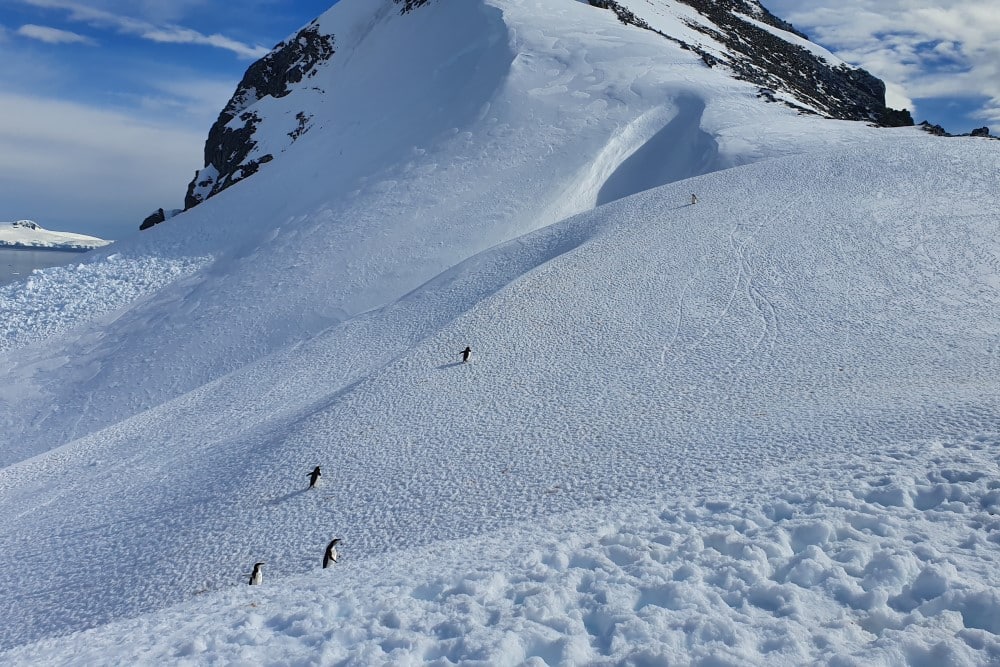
[249,562,265,586]
[691,193,698,205]
[460,346,472,363]
[323,538,342,568]
[308,466,322,488]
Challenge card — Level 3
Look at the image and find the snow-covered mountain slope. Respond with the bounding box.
[166,0,908,219]
[0,0,895,465]
[0,220,111,251]
[1,0,998,661]
[2,133,999,659]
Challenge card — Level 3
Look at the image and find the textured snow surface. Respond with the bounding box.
[1,136,998,663]
[0,253,210,355]
[0,0,998,663]
[4,444,1000,665]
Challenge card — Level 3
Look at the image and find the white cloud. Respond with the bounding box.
[17,23,96,45]
[764,0,1000,127]
[138,26,269,59]
[18,0,269,58]
[130,75,237,128]
[0,91,205,237]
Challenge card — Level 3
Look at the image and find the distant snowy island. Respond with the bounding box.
[0,220,112,251]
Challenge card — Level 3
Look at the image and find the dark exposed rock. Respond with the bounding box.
[181,20,336,212]
[288,112,313,142]
[589,0,912,127]
[395,0,433,13]
[970,126,991,137]
[919,121,950,136]
[149,0,916,230]
[139,207,183,231]
[140,208,167,231]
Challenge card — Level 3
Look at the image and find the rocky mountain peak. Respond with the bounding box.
[143,0,911,230]
[181,19,336,211]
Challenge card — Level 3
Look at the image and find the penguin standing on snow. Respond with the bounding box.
[249,562,265,586]
[323,538,342,568]
[460,346,472,363]
[308,465,322,488]
[691,193,698,205]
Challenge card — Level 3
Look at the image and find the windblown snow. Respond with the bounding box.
[1,0,998,664]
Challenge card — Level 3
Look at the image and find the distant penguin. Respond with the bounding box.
[460,346,472,363]
[323,538,342,568]
[691,193,698,205]
[249,562,265,586]
[308,465,322,488]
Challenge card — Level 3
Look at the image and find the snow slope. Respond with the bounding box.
[2,134,999,662]
[0,220,111,251]
[0,0,998,662]
[0,0,882,465]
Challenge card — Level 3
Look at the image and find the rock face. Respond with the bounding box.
[139,209,167,231]
[970,126,991,138]
[139,208,183,231]
[179,0,433,215]
[144,0,913,229]
[182,19,336,211]
[588,0,911,126]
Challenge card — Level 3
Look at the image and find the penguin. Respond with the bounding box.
[249,562,265,586]
[308,465,322,488]
[460,346,472,363]
[323,538,342,568]
[691,193,698,205]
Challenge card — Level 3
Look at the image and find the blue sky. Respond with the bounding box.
[0,0,336,240]
[0,0,996,240]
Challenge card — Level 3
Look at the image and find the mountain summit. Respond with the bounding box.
[141,0,910,228]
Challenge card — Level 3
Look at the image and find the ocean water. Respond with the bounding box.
[0,248,89,287]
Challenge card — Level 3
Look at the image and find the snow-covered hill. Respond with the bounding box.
[0,220,111,251]
[0,0,997,663]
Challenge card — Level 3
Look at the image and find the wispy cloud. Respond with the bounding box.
[139,26,269,58]
[17,24,96,45]
[766,0,1000,126]
[18,0,269,58]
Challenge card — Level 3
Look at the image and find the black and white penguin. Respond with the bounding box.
[691,193,698,205]
[460,346,472,363]
[323,538,342,568]
[308,466,322,488]
[249,562,265,586]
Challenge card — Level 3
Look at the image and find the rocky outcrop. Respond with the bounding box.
[140,208,168,231]
[139,208,182,231]
[180,1,441,214]
[146,0,912,230]
[395,0,433,12]
[181,19,336,211]
[589,0,912,127]
[919,121,949,137]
